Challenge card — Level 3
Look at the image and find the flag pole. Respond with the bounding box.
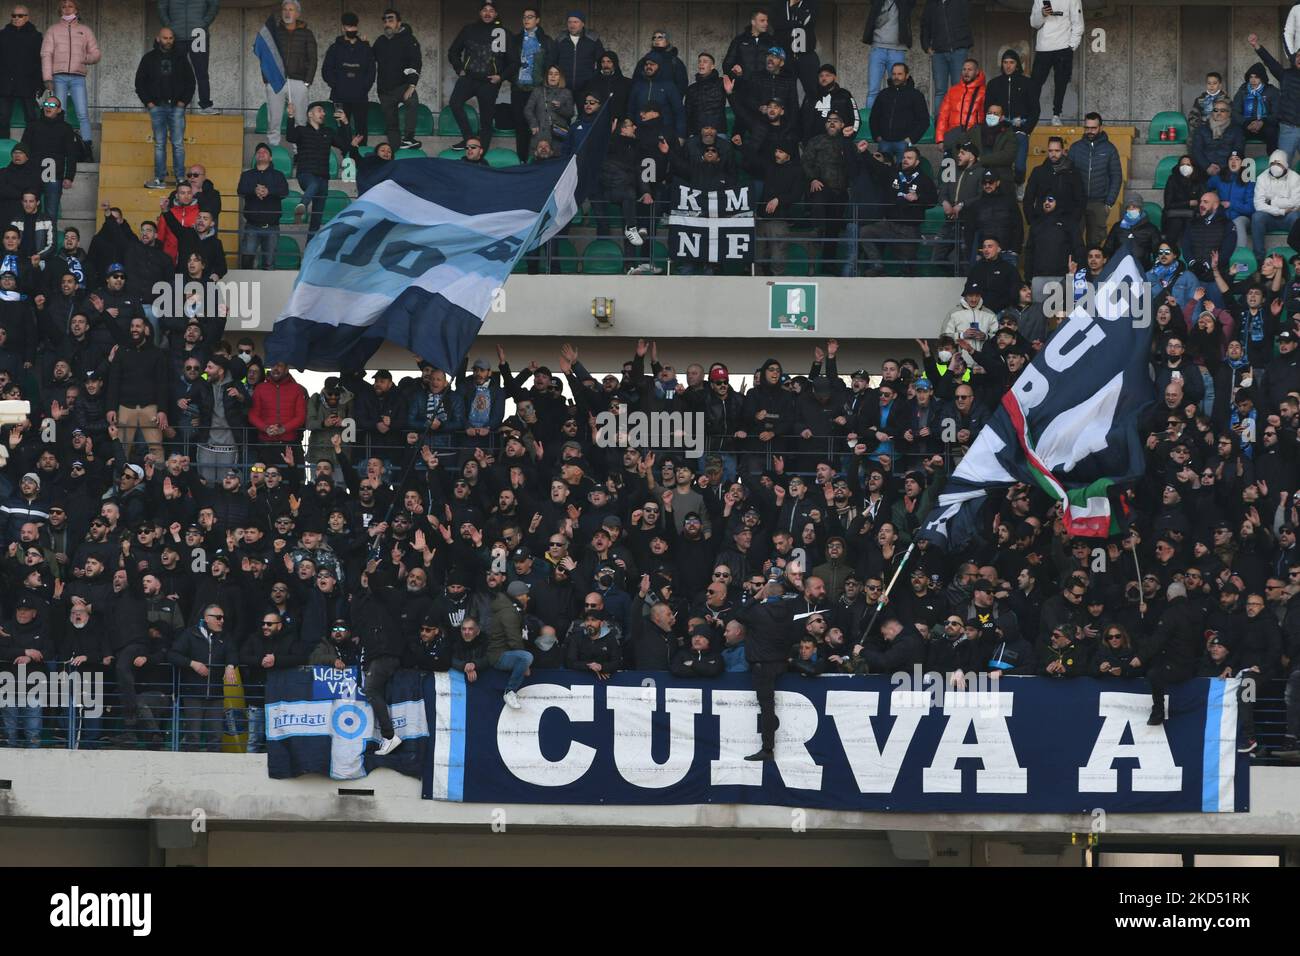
[1127,538,1144,619]
[862,542,915,639]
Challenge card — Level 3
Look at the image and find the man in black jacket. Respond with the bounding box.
[285,101,350,240]
[984,49,1038,185]
[722,8,774,134]
[373,8,422,150]
[167,603,238,751]
[868,62,929,165]
[772,0,821,100]
[322,12,376,146]
[1136,581,1204,725]
[446,2,504,151]
[685,53,726,135]
[20,95,77,226]
[107,316,170,461]
[800,63,859,143]
[240,610,301,751]
[856,143,938,276]
[354,561,407,754]
[236,143,289,269]
[963,169,1023,259]
[921,0,974,113]
[737,582,794,761]
[0,6,42,140]
[1023,135,1084,231]
[136,28,196,190]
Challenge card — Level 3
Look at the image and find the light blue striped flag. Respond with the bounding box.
[264,103,613,373]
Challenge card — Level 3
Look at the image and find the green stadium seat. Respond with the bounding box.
[1147,111,1188,145]
[280,189,303,225]
[255,102,289,135]
[1268,246,1295,275]
[274,235,301,269]
[551,237,579,274]
[918,119,936,144]
[1228,248,1258,276]
[437,148,461,160]
[403,103,435,136]
[329,150,341,179]
[725,106,735,134]
[394,148,424,160]
[921,203,947,237]
[270,145,293,177]
[485,148,519,168]
[582,238,624,274]
[650,240,670,270]
[1143,202,1163,230]
[855,107,871,141]
[437,106,477,137]
[6,102,27,130]
[322,189,350,224]
[1152,155,1180,190]
[0,138,15,167]
[367,102,386,135]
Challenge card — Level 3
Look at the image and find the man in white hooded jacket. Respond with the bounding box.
[1251,148,1300,260]
[1029,0,1083,127]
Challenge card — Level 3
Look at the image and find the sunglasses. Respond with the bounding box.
[206,613,225,620]
[261,621,280,628]
[713,572,731,579]
[583,603,601,609]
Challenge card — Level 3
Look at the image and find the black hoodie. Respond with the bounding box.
[685,69,727,134]
[579,51,631,121]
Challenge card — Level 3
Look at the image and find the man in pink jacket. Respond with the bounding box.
[40,0,100,154]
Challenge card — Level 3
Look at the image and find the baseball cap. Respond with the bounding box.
[472,357,492,370]
[107,263,125,276]
[709,365,730,383]
[506,581,531,598]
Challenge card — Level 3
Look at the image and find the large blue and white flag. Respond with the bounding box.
[264,105,613,373]
[918,246,1154,553]
[266,666,428,780]
[252,15,286,92]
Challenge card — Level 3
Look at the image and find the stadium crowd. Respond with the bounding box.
[2,0,1300,764]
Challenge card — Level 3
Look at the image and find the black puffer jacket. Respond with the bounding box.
[685,70,727,134]
[869,75,929,143]
[20,113,78,182]
[286,121,349,179]
[862,0,914,47]
[634,46,688,102]
[921,0,972,52]
[134,39,196,106]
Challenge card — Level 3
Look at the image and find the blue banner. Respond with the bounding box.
[420,670,1247,813]
[266,667,428,780]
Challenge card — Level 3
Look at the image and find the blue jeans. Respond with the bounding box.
[877,139,908,165]
[931,49,969,112]
[247,704,264,752]
[1013,130,1029,181]
[53,73,91,142]
[2,705,41,747]
[42,180,63,226]
[149,104,186,181]
[867,46,908,109]
[298,172,328,240]
[241,224,279,269]
[1280,123,1300,165]
[839,219,860,277]
[1251,209,1300,258]
[493,649,534,692]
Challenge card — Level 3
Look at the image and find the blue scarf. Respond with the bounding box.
[1245,84,1266,120]
[1150,261,1178,284]
[519,29,542,84]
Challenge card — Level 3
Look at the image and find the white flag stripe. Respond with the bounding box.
[1033,371,1125,473]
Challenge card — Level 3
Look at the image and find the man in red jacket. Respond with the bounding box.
[248,360,307,466]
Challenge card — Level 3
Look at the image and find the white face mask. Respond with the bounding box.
[61,13,75,21]
[1179,164,1193,177]
[1272,165,1286,178]
[985,114,1001,127]
[937,350,953,364]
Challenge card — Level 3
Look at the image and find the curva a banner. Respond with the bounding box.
[669,185,755,264]
[419,671,1248,813]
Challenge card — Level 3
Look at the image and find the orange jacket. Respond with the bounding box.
[935,70,986,143]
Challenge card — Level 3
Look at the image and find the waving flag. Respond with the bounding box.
[265,104,613,373]
[919,247,1153,552]
[252,15,286,92]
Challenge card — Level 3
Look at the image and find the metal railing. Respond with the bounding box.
[1,660,265,753]
[197,198,967,277]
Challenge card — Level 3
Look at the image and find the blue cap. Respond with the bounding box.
[107,262,125,275]
[767,46,786,59]
[914,377,932,391]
